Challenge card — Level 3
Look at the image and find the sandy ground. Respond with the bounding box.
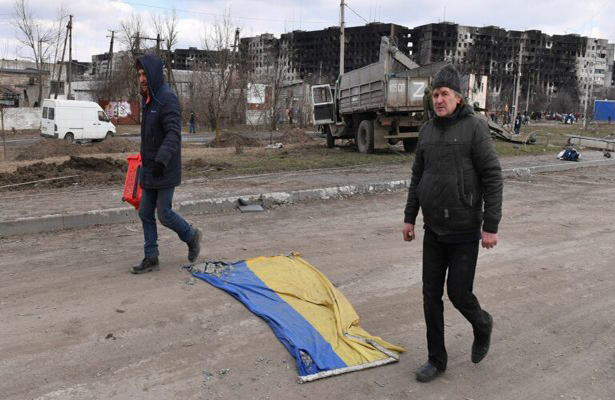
[1,166,615,400]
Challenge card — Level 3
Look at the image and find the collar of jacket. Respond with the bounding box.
[434,103,474,128]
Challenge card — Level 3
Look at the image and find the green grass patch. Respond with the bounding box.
[182,143,414,179]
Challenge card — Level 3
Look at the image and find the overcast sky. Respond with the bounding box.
[0,0,612,63]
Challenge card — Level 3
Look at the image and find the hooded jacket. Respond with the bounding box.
[137,54,182,189]
[404,104,503,235]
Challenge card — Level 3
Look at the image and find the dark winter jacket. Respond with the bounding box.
[404,104,503,234]
[138,54,182,189]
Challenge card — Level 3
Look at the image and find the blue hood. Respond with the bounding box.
[137,54,165,100]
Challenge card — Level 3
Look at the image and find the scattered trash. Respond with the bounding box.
[187,277,197,285]
[219,368,230,376]
[190,261,234,278]
[105,333,116,340]
[237,198,264,213]
[557,147,580,161]
[203,371,213,382]
[115,309,125,314]
[266,142,284,149]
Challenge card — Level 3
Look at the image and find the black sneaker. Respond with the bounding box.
[130,257,160,274]
[414,361,444,382]
[187,227,202,263]
[472,311,493,363]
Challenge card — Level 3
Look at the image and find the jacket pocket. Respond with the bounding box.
[460,170,475,207]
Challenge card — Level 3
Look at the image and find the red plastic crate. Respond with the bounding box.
[122,154,142,210]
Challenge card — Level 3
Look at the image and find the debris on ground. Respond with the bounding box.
[0,155,127,191]
[237,198,264,213]
[280,128,314,144]
[206,132,262,148]
[190,261,234,277]
[15,138,140,161]
[184,158,231,172]
[266,143,284,149]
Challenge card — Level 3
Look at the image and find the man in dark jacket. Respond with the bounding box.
[402,64,503,382]
[131,54,202,274]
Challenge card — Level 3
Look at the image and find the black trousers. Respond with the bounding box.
[422,229,491,371]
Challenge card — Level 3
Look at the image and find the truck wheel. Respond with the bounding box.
[403,139,418,153]
[64,133,74,144]
[105,131,114,140]
[356,120,374,154]
[325,125,335,148]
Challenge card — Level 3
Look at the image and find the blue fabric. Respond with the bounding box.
[138,54,182,189]
[139,187,194,257]
[192,261,348,377]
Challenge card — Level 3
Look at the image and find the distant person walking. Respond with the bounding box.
[131,54,202,274]
[514,113,522,134]
[189,112,196,134]
[422,85,434,123]
[403,64,503,383]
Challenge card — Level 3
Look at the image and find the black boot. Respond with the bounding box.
[414,361,444,382]
[187,227,202,263]
[130,257,160,274]
[472,311,493,363]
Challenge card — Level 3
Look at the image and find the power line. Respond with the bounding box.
[344,3,368,24]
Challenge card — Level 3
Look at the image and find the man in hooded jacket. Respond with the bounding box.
[131,54,202,274]
[402,64,503,382]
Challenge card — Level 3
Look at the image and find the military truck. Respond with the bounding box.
[311,37,442,153]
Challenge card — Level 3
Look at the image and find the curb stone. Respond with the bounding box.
[1,158,615,237]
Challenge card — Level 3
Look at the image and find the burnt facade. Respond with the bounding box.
[280,23,410,83]
[411,22,611,110]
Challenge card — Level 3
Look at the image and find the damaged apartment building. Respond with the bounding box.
[410,22,614,111]
[241,23,411,84]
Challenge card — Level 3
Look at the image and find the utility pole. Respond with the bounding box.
[584,39,598,130]
[512,37,523,119]
[54,20,69,99]
[135,31,140,55]
[526,79,531,113]
[67,15,73,100]
[339,0,345,76]
[107,30,115,78]
[1,106,5,161]
[37,39,43,105]
[155,33,161,54]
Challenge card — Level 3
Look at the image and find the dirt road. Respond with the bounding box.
[1,166,614,400]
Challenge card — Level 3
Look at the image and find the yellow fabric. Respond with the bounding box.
[246,254,405,366]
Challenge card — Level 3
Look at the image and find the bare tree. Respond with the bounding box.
[12,0,61,106]
[150,8,180,95]
[549,89,577,114]
[119,13,145,57]
[47,4,69,96]
[192,12,244,142]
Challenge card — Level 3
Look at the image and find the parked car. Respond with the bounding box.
[40,99,116,143]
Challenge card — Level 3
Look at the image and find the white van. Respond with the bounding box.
[40,99,116,143]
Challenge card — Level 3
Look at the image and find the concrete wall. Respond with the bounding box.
[1,107,41,130]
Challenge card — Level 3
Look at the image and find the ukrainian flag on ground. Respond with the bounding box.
[191,254,405,382]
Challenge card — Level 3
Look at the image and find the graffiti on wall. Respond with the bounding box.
[98,100,140,125]
[104,101,132,119]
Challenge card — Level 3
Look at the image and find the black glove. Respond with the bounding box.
[153,161,165,178]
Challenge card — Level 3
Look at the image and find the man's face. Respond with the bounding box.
[137,68,148,96]
[432,87,461,117]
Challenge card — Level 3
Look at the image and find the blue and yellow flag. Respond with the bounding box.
[191,254,405,382]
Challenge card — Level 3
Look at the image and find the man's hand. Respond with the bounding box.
[403,223,416,242]
[153,161,165,178]
[481,231,498,249]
